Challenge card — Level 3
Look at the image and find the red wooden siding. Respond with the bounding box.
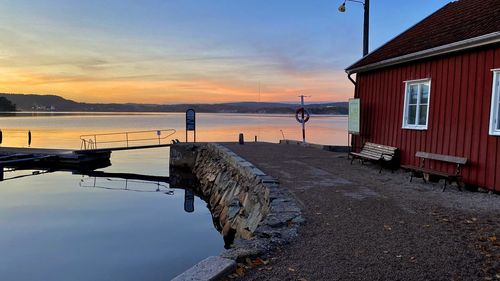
[353,45,500,192]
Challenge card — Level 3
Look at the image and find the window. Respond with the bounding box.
[402,79,431,130]
[489,70,500,136]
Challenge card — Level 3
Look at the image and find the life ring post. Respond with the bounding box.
[296,95,310,144]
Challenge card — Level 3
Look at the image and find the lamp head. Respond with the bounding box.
[338,2,346,12]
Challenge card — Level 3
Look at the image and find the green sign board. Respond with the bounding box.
[348,98,360,134]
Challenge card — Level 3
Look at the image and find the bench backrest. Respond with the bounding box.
[415,151,467,165]
[362,142,398,156]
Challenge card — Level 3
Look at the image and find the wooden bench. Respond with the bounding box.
[349,142,399,173]
[401,151,467,192]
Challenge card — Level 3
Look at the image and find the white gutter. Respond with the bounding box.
[346,32,500,74]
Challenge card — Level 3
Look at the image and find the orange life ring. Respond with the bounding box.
[295,107,310,123]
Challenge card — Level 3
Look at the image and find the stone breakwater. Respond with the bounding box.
[170,143,303,260]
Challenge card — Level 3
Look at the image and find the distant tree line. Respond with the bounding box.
[0,93,348,114]
[0,97,16,111]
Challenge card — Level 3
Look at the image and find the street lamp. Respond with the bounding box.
[338,0,370,56]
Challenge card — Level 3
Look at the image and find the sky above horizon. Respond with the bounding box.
[0,0,451,104]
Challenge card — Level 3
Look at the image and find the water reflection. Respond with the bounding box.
[0,155,223,281]
[3,165,201,214]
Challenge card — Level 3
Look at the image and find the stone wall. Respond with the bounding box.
[193,144,271,241]
[170,143,303,260]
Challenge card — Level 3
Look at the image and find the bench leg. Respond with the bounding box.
[350,157,355,165]
[442,179,447,192]
[452,178,463,192]
[409,171,413,182]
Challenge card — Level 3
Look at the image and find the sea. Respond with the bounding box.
[0,112,347,281]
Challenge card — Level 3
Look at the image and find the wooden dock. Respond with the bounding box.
[0,147,111,168]
[0,143,172,180]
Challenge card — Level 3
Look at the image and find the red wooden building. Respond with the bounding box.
[346,0,500,192]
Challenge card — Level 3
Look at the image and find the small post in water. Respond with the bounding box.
[239,133,244,145]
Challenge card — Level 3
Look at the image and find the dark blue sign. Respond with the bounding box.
[186,109,195,131]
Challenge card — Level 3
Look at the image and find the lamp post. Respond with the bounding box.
[338,0,370,56]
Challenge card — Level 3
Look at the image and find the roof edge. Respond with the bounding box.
[346,32,500,74]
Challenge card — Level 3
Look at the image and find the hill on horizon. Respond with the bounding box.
[0,93,348,115]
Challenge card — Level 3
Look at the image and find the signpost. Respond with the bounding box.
[185,109,196,142]
[348,98,360,134]
[348,98,360,152]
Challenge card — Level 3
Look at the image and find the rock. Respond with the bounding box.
[227,199,241,221]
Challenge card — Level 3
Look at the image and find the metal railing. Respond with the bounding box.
[80,129,176,150]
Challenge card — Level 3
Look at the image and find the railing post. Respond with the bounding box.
[94,135,97,149]
[126,132,129,147]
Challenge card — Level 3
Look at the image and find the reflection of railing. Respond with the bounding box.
[79,176,174,194]
[80,129,176,150]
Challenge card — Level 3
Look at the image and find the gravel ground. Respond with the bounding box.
[222,142,500,281]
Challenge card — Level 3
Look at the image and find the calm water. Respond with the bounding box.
[0,112,348,148]
[0,113,347,281]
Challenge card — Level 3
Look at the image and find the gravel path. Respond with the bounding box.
[222,143,500,281]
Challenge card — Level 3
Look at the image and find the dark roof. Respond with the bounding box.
[346,0,500,72]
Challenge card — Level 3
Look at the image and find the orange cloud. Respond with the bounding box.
[0,67,353,104]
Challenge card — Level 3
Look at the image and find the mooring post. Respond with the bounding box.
[0,165,4,181]
[28,130,31,147]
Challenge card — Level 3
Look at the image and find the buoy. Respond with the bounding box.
[295,107,310,124]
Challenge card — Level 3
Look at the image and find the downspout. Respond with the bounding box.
[347,72,357,86]
[346,71,358,152]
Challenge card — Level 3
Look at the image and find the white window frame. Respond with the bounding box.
[402,78,431,130]
[489,69,500,136]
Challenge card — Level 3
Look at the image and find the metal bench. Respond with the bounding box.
[349,142,399,173]
[401,151,467,192]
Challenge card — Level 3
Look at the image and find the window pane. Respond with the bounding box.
[420,83,429,104]
[408,105,417,125]
[497,104,500,130]
[409,85,418,104]
[418,105,428,125]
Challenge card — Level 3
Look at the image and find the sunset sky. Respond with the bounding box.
[0,0,450,104]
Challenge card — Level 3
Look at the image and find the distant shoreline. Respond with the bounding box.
[0,111,348,116]
[0,93,349,115]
